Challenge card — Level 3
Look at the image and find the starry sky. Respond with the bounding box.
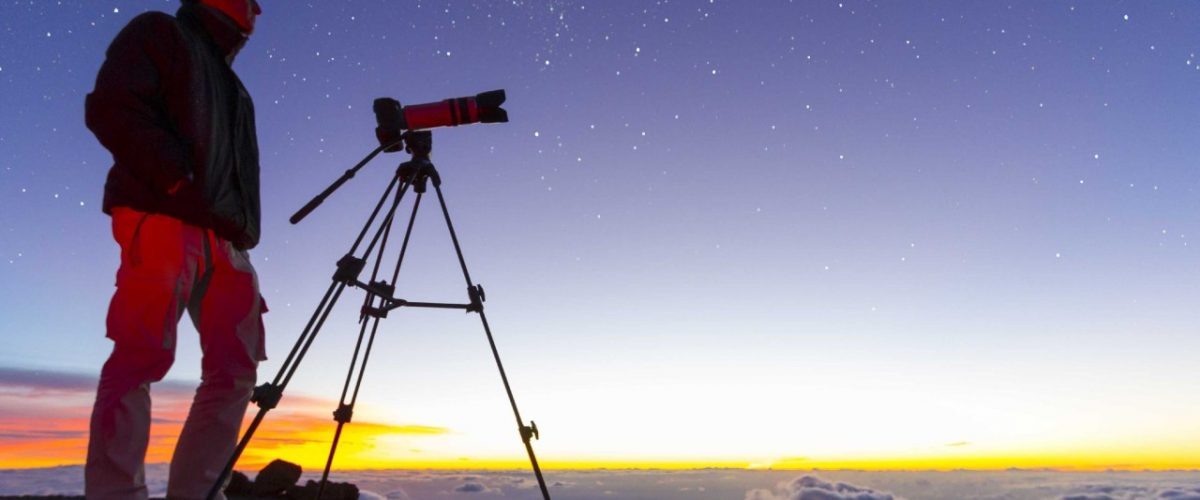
[0,0,1198,471]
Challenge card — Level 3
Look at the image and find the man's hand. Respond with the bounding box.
[167,178,187,195]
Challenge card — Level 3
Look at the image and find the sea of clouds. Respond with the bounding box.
[3,466,1199,499]
[5,368,1198,498]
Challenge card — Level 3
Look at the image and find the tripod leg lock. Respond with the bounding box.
[251,383,283,410]
[333,403,354,424]
[520,421,539,443]
[368,280,396,299]
[361,304,390,319]
[361,280,398,319]
[467,284,486,313]
[333,254,366,285]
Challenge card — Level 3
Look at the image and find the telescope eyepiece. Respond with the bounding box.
[372,98,406,152]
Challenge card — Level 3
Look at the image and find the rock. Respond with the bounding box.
[224,470,254,496]
[288,479,359,500]
[253,459,303,496]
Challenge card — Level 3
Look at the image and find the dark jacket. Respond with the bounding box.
[87,4,261,249]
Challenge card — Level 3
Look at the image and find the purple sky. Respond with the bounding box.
[0,1,1198,468]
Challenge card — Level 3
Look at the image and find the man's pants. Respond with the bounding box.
[86,208,267,500]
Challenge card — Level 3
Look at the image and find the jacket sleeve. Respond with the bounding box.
[86,13,192,194]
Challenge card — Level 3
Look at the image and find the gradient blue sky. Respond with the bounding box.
[0,1,1197,468]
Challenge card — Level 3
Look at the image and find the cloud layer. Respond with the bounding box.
[1058,483,1200,500]
[3,467,1200,499]
[745,475,898,500]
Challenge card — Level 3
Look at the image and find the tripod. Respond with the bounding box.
[207,131,552,500]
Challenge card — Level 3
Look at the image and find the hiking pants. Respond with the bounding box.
[86,207,267,500]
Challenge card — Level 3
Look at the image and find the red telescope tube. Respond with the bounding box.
[374,90,507,151]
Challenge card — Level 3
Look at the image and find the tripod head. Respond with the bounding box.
[404,130,432,158]
[398,131,440,193]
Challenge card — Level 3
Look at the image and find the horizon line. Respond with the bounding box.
[5,461,1198,474]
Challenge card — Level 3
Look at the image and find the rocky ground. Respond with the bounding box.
[0,459,359,500]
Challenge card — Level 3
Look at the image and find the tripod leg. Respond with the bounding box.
[316,311,386,500]
[430,183,553,500]
[317,176,416,499]
[206,281,347,500]
[478,310,553,500]
[388,193,423,285]
[316,293,377,497]
[206,175,414,500]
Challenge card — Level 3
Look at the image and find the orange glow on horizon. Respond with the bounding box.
[6,433,1200,472]
[232,412,449,471]
[3,382,1197,473]
[0,383,452,470]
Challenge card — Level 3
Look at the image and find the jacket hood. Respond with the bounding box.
[177,3,247,61]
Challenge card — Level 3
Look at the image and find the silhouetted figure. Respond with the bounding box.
[84,1,265,499]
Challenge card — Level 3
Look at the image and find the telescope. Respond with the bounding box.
[218,87,554,500]
[288,89,509,225]
[373,89,508,152]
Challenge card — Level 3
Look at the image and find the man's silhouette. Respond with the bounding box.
[84,1,265,498]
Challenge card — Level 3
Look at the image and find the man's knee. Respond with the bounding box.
[99,344,175,389]
[199,357,258,394]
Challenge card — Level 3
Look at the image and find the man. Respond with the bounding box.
[85,1,265,499]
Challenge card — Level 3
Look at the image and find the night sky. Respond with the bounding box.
[1,1,1198,470]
